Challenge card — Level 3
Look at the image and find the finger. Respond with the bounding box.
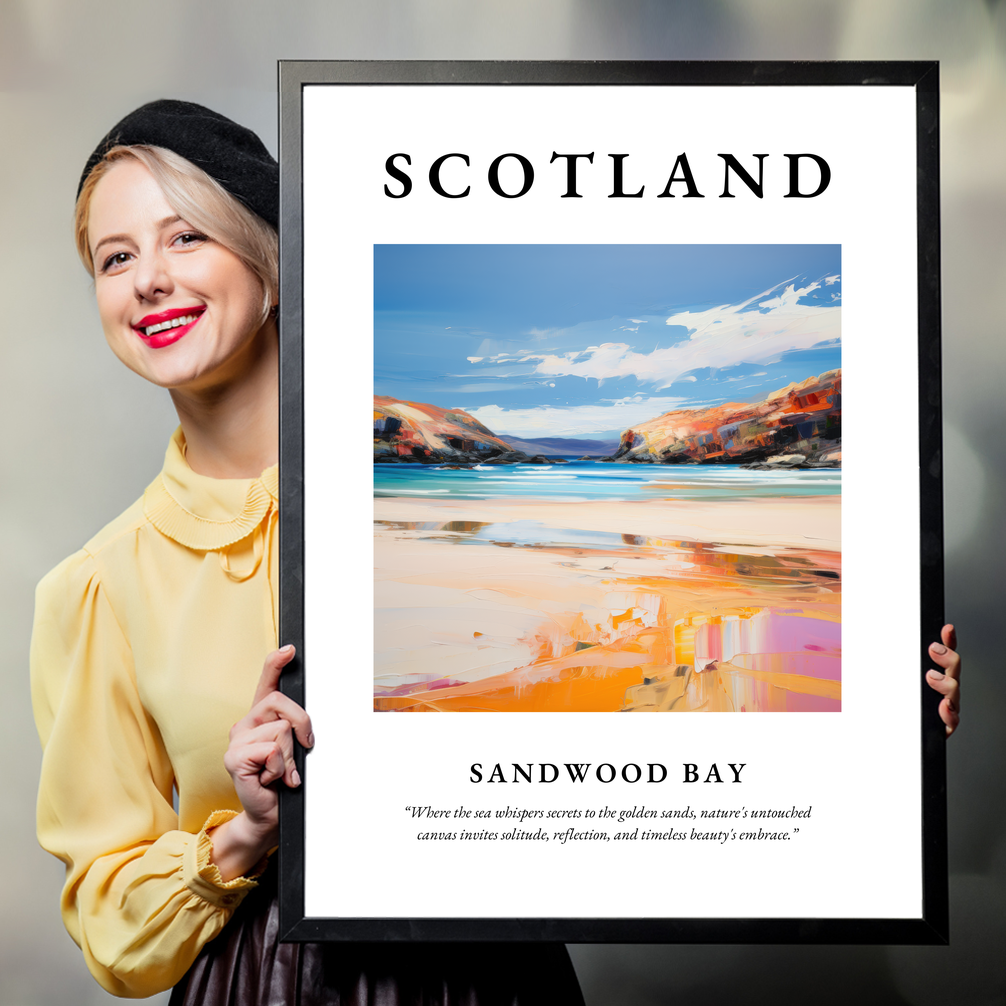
[246,690,314,749]
[224,739,287,786]
[258,742,287,787]
[233,720,301,788]
[926,670,961,738]
[926,669,960,705]
[939,697,960,737]
[252,645,296,707]
[941,624,957,652]
[230,696,313,752]
[928,641,961,681]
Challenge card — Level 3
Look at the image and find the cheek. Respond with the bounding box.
[194,253,266,333]
[95,286,132,345]
[222,268,268,334]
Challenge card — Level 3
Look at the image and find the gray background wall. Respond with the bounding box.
[2,2,1003,1003]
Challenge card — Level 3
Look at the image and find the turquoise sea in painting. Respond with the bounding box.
[374,459,841,502]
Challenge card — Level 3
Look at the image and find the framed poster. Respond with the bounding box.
[277,61,946,943]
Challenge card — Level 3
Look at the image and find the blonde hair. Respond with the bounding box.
[75,145,278,323]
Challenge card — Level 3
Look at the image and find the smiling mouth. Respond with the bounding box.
[142,313,199,337]
[135,307,206,338]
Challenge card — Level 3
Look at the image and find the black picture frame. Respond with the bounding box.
[277,60,945,944]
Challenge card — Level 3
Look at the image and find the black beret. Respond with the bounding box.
[78,99,278,228]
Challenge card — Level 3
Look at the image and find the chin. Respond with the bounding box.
[121,353,217,391]
[110,322,271,393]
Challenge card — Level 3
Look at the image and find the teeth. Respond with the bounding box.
[142,313,199,337]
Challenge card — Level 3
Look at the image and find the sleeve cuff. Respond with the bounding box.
[182,810,269,909]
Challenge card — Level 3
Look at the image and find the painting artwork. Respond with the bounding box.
[287,61,941,943]
[373,244,841,713]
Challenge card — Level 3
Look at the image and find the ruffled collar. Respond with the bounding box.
[143,428,278,551]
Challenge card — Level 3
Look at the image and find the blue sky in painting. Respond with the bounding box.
[374,245,841,439]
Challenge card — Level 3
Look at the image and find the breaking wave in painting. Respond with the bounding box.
[375,459,840,502]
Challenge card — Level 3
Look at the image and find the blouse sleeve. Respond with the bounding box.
[31,549,262,998]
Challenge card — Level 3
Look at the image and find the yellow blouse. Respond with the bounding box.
[31,428,279,998]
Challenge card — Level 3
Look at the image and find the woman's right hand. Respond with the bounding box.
[926,624,961,737]
[209,645,314,881]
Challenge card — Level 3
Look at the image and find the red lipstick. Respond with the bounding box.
[132,306,205,349]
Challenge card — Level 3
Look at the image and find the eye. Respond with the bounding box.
[172,230,208,249]
[100,251,132,274]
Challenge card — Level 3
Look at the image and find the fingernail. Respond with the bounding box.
[280,644,295,654]
[306,732,315,748]
[931,643,947,654]
[946,700,956,713]
[928,669,944,679]
[291,768,301,787]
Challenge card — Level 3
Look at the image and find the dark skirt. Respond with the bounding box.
[169,869,585,1006]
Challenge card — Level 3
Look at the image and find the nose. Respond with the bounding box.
[133,247,173,303]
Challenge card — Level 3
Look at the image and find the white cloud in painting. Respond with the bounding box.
[523,280,839,390]
[462,396,695,438]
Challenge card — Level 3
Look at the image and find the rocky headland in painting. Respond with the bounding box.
[612,369,841,469]
[374,369,841,470]
[374,396,569,465]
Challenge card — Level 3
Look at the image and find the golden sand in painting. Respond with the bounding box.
[374,496,840,712]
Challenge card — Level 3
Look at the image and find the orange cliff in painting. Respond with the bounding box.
[374,396,515,463]
[611,370,841,467]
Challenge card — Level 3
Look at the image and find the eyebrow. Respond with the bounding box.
[91,215,185,258]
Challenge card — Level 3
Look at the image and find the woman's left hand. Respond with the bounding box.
[926,624,961,737]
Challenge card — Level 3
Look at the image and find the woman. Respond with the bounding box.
[31,100,586,1003]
